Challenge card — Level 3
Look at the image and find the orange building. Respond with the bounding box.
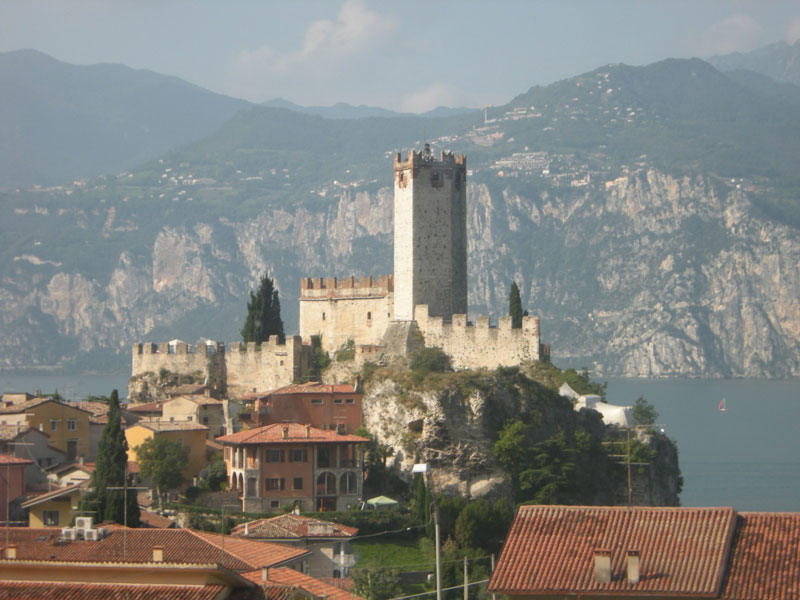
[241,381,362,433]
[218,423,367,513]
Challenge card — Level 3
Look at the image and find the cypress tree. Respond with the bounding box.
[241,274,285,344]
[509,281,524,328]
[88,389,140,527]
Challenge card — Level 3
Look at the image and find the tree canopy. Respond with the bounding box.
[84,389,140,527]
[633,396,659,426]
[135,436,189,510]
[509,281,524,328]
[241,274,284,344]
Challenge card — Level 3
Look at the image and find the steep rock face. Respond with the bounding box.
[361,372,681,505]
[1,168,799,377]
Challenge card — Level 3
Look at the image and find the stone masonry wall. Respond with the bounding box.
[393,148,467,321]
[299,275,393,353]
[132,337,310,399]
[414,305,541,369]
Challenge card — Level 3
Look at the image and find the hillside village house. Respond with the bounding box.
[0,526,358,600]
[489,505,800,600]
[0,425,63,487]
[125,421,208,481]
[232,512,358,579]
[0,454,33,524]
[21,481,87,527]
[162,393,232,439]
[240,381,362,433]
[218,423,367,513]
[0,397,92,462]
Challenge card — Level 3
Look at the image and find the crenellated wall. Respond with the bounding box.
[414,305,541,369]
[300,275,394,353]
[131,337,310,398]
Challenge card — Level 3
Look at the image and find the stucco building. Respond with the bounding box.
[125,421,208,481]
[218,423,367,513]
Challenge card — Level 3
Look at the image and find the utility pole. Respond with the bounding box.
[108,462,148,560]
[4,441,34,555]
[434,504,442,600]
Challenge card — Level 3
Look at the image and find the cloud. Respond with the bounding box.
[694,14,763,56]
[786,17,800,44]
[400,83,458,114]
[229,0,395,103]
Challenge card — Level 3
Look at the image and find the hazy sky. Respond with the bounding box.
[2,0,800,112]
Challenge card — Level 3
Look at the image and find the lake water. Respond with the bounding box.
[2,372,798,511]
[606,378,800,512]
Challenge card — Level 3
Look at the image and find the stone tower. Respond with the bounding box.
[393,144,468,321]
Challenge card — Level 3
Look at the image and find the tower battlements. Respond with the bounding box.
[394,144,467,172]
[300,275,393,299]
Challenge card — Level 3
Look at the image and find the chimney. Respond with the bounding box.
[594,550,612,583]
[262,567,269,582]
[245,522,250,536]
[626,550,640,584]
[305,424,311,439]
[152,546,164,562]
[79,456,84,465]
[204,388,211,398]
[282,426,289,440]
[6,544,16,559]
[353,375,362,393]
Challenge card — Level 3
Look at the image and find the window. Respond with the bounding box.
[334,399,343,404]
[268,478,285,491]
[268,450,284,463]
[293,477,303,490]
[43,511,59,526]
[67,419,77,431]
[311,398,323,405]
[345,398,355,404]
[322,312,326,321]
[202,416,208,424]
[340,471,358,495]
[50,420,58,432]
[367,311,372,320]
[270,500,280,509]
[289,449,307,462]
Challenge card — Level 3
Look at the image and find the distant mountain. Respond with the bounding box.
[708,40,800,86]
[263,97,475,119]
[0,49,250,188]
[2,57,800,378]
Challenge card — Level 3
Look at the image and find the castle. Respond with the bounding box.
[131,145,547,398]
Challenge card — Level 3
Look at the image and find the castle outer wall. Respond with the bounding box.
[393,148,467,321]
[299,275,394,354]
[131,337,309,399]
[414,305,542,369]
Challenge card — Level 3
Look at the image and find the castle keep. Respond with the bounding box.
[132,146,545,397]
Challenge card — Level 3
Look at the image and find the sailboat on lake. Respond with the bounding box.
[718,397,728,412]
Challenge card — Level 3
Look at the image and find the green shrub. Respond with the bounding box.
[410,347,451,374]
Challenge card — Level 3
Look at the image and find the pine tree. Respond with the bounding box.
[87,389,140,527]
[241,274,285,344]
[509,281,524,328]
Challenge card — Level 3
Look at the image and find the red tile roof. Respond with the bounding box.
[0,581,227,599]
[125,402,163,413]
[21,482,87,508]
[489,505,737,597]
[0,425,48,441]
[170,394,223,406]
[239,382,358,400]
[0,454,33,465]
[0,398,93,415]
[138,510,176,529]
[232,514,358,539]
[241,567,361,600]
[720,512,800,600]
[217,423,367,445]
[0,528,308,573]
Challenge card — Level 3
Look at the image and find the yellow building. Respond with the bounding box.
[125,421,208,480]
[21,482,87,528]
[0,398,92,461]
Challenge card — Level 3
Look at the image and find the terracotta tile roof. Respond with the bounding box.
[318,577,355,591]
[0,581,227,599]
[239,382,358,401]
[0,528,308,573]
[0,398,93,415]
[0,425,33,440]
[125,401,163,413]
[242,567,361,600]
[133,421,208,432]
[0,453,33,465]
[167,384,211,396]
[206,439,224,451]
[21,482,87,508]
[190,530,310,568]
[720,512,800,600]
[489,505,737,597]
[51,461,96,476]
[66,401,110,416]
[232,514,358,539]
[217,423,367,445]
[138,510,176,529]
[171,394,223,406]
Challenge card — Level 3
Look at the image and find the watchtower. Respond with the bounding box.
[393,144,467,321]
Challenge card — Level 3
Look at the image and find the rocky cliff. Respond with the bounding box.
[360,366,682,505]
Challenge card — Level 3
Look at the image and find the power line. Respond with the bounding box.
[389,578,491,600]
